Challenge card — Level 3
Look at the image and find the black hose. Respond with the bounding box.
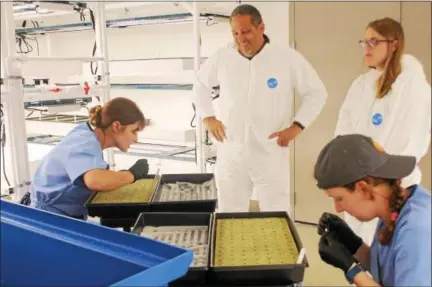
[1,122,10,187]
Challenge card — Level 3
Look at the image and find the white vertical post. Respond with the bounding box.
[192,2,205,173]
[45,34,52,57]
[1,1,31,200]
[93,2,115,170]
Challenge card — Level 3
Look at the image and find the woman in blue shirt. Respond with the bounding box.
[314,134,431,286]
[30,97,149,219]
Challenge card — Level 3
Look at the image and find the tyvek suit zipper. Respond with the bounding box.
[244,61,253,145]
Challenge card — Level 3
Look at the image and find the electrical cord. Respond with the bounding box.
[78,8,86,22]
[0,104,11,187]
[16,20,40,56]
[206,17,218,26]
[1,141,10,187]
[190,103,197,128]
[89,9,98,78]
[80,103,90,112]
[25,107,47,118]
[190,86,220,129]
[88,8,101,103]
[26,110,36,118]
[35,6,52,15]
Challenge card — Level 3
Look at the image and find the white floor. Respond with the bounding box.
[295,223,350,286]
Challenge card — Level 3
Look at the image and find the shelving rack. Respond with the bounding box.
[26,133,196,163]
[1,1,113,200]
[1,1,222,199]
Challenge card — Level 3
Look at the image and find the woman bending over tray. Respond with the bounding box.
[314,134,431,287]
[29,97,149,219]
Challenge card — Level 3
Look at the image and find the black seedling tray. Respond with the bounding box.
[208,212,308,286]
[99,217,138,232]
[150,174,217,213]
[85,174,158,219]
[132,212,213,285]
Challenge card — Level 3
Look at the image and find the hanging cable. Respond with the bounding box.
[16,35,34,54]
[88,8,100,103]
[89,9,98,78]
[190,103,197,128]
[190,85,219,128]
[16,20,40,56]
[80,102,90,112]
[25,107,47,119]
[0,104,11,187]
[35,6,52,15]
[26,110,35,118]
[79,8,86,22]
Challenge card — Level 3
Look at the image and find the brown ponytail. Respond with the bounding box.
[344,177,408,246]
[88,97,145,130]
[89,105,103,128]
[378,179,406,245]
[367,18,405,99]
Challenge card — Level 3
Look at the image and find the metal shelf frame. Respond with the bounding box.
[27,134,196,163]
[1,1,207,200]
[1,2,113,200]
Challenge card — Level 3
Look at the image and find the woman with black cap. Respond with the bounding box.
[314,134,431,287]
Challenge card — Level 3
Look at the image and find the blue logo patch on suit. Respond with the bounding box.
[267,78,278,89]
[372,113,383,126]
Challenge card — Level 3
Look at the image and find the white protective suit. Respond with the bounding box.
[194,41,327,213]
[335,54,432,244]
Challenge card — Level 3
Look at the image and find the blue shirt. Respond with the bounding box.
[30,123,108,218]
[370,185,431,286]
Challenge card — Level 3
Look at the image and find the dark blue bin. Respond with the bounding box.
[0,200,193,287]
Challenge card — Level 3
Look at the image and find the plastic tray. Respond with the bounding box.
[208,212,307,286]
[0,199,193,287]
[150,174,217,213]
[100,217,138,232]
[132,212,213,285]
[85,174,159,219]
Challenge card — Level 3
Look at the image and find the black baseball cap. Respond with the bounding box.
[314,134,416,189]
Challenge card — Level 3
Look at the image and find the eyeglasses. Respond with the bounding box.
[359,38,394,49]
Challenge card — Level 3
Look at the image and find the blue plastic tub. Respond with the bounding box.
[0,200,193,287]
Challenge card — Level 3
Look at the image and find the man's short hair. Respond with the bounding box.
[230,4,263,27]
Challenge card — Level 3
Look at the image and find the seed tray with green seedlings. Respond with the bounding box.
[155,179,217,202]
[214,217,299,267]
[91,178,157,204]
[141,225,209,267]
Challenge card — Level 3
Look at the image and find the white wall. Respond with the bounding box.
[243,2,290,47]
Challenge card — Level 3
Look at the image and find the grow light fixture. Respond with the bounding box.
[107,15,210,28]
[13,3,37,12]
[13,1,86,17]
[15,13,222,35]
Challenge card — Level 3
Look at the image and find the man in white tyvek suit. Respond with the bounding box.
[335,17,431,244]
[194,4,327,213]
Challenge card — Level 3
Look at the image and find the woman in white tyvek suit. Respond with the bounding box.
[194,4,327,213]
[335,17,432,245]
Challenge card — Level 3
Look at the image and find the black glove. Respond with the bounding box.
[318,212,363,254]
[128,159,149,182]
[319,232,356,273]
